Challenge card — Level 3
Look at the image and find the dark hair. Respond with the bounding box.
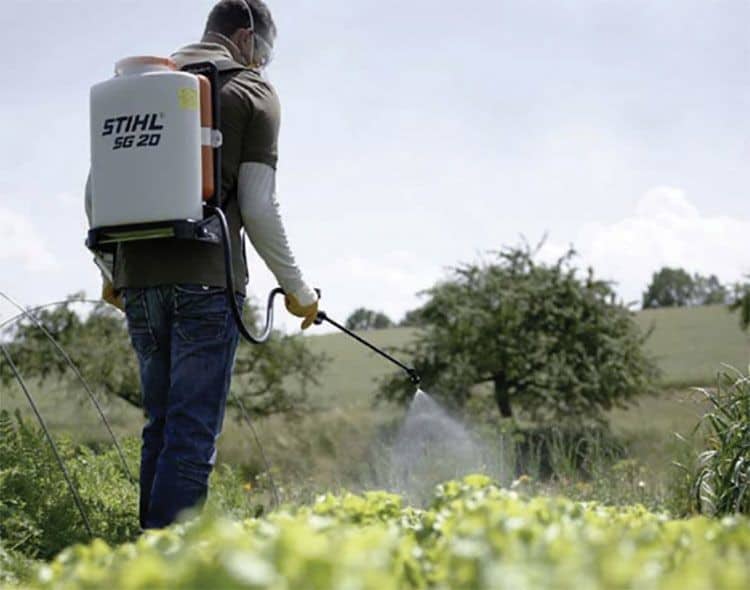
[245,0,277,41]
[204,0,254,37]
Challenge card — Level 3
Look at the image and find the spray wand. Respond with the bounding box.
[314,310,421,386]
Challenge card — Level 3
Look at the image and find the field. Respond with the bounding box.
[1,304,749,589]
[302,304,748,427]
[634,304,749,388]
[1,305,747,490]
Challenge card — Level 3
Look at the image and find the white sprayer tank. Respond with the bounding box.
[90,57,203,228]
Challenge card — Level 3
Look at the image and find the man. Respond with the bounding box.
[86,0,318,529]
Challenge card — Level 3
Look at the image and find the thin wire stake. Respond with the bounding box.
[0,292,135,485]
[0,299,103,331]
[230,391,281,509]
[1,343,94,538]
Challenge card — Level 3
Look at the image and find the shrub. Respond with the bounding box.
[0,410,140,560]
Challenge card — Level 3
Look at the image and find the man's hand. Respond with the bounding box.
[102,281,124,311]
[285,291,319,330]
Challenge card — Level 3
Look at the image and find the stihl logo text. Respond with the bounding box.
[102,113,164,150]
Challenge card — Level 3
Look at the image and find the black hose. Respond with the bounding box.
[208,205,285,344]
[0,343,94,538]
[207,205,283,506]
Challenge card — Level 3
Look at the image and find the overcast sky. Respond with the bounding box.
[1,0,748,331]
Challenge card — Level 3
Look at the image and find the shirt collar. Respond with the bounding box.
[201,31,246,65]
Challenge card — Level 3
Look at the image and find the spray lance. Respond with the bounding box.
[313,309,421,386]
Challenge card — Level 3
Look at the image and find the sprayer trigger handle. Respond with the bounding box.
[314,310,327,326]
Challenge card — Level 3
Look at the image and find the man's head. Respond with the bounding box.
[245,0,276,68]
[204,0,276,68]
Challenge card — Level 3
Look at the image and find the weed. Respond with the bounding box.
[691,369,750,515]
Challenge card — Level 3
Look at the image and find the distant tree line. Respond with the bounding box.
[344,308,394,331]
[642,267,731,309]
[640,267,749,331]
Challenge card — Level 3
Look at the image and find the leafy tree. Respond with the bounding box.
[378,244,658,422]
[642,267,696,309]
[344,308,394,331]
[0,293,327,417]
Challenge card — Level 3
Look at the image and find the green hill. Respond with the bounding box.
[634,304,748,387]
[2,304,746,453]
[305,304,749,408]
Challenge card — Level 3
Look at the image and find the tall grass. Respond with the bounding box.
[692,369,750,515]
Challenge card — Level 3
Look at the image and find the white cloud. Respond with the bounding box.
[0,205,57,273]
[319,251,440,321]
[541,186,750,304]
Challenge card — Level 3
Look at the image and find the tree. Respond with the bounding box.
[642,267,695,309]
[642,267,728,309]
[344,308,394,331]
[378,244,658,423]
[1,293,328,418]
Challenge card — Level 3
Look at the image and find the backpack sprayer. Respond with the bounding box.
[86,55,420,382]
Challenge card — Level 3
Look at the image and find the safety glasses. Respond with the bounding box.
[253,34,274,68]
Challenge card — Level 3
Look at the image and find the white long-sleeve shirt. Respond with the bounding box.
[236,162,316,305]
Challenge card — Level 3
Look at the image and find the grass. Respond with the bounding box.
[303,326,416,407]
[635,304,748,387]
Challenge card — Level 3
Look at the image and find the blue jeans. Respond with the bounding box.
[123,284,242,529]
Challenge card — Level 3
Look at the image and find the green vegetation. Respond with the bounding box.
[0,410,139,560]
[378,245,658,421]
[634,304,748,388]
[2,304,746,500]
[302,303,747,410]
[1,285,748,588]
[642,266,729,309]
[0,296,327,417]
[5,476,749,590]
[344,308,394,331]
[691,372,750,515]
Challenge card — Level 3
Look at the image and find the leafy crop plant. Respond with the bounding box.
[6,476,748,590]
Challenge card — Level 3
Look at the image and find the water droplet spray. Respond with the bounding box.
[386,386,485,504]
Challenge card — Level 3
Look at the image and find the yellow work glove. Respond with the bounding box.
[285,292,319,330]
[102,280,124,312]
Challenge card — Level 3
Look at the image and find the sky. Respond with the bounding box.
[1,0,748,331]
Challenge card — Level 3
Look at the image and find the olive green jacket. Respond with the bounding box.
[110,34,281,294]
